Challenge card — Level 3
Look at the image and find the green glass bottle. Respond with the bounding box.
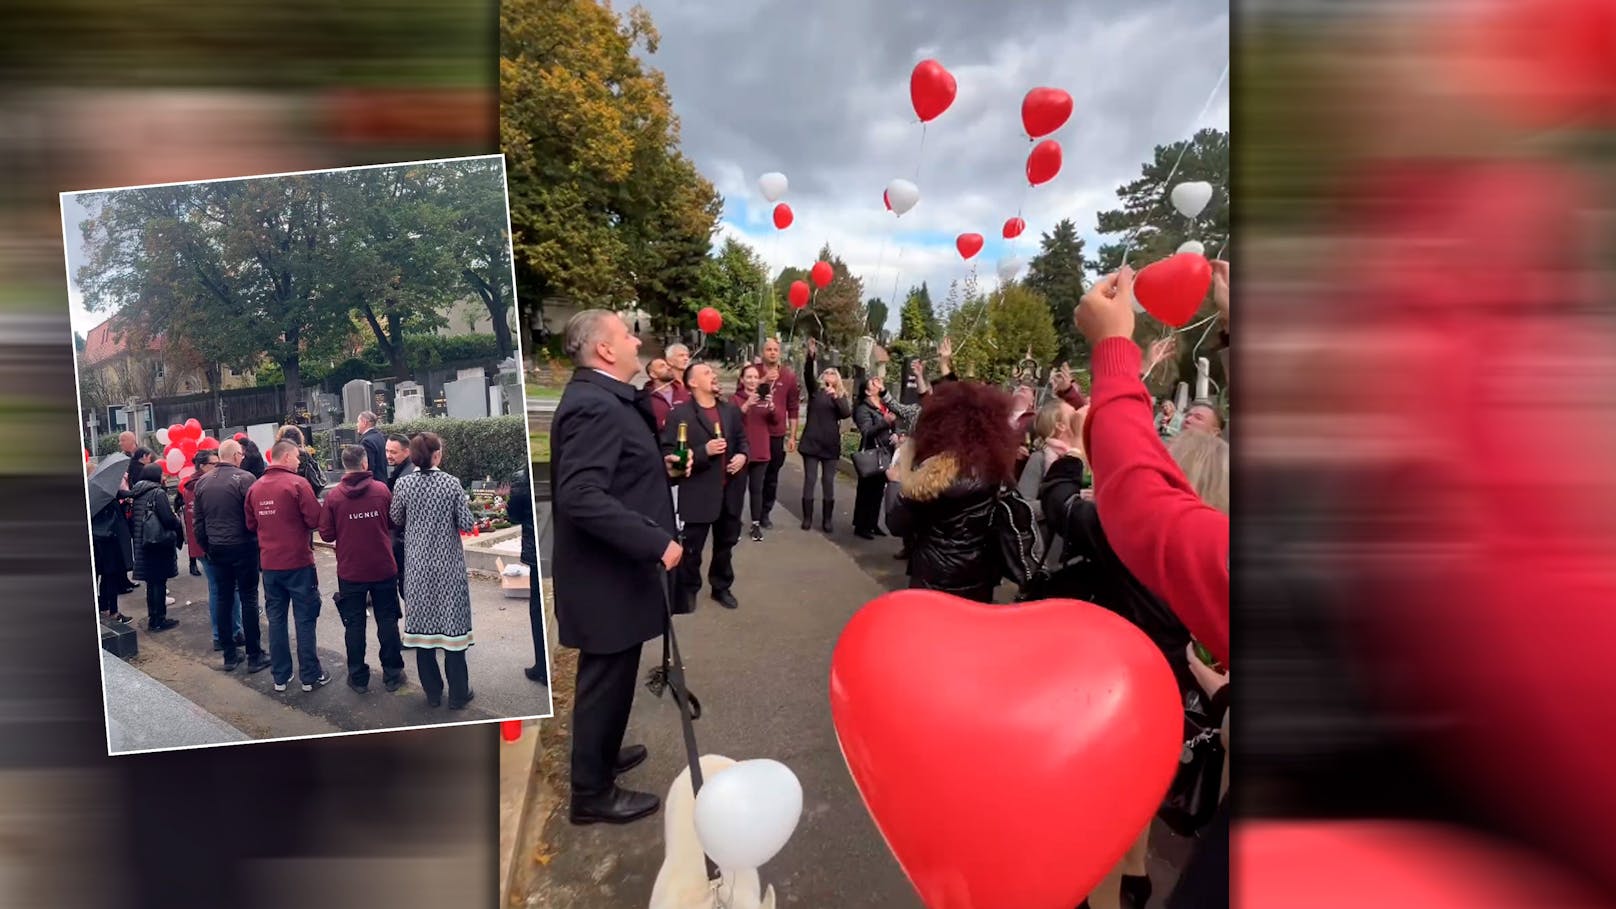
[674,421,691,476]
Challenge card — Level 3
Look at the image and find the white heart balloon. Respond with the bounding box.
[885,178,920,217]
[1171,181,1213,219]
[693,759,803,872]
[1177,239,1205,256]
[155,428,170,446]
[165,448,185,474]
[757,172,789,203]
[997,257,1025,282]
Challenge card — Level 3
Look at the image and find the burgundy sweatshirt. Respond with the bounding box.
[318,471,397,583]
[732,389,783,463]
[244,463,321,571]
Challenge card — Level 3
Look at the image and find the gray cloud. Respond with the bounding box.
[635,0,1229,329]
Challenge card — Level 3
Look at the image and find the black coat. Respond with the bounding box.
[661,397,747,525]
[360,428,389,485]
[797,353,853,461]
[852,396,895,454]
[129,479,182,582]
[550,369,679,654]
[1038,455,1196,693]
[886,454,1039,601]
[506,464,536,567]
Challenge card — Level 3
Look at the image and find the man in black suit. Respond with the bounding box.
[357,410,388,485]
[662,362,748,611]
[550,309,684,826]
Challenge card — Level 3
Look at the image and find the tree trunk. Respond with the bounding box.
[282,326,303,415]
[206,362,223,433]
[385,308,407,379]
[466,268,515,359]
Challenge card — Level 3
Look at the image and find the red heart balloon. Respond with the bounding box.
[198,436,220,450]
[1133,252,1212,327]
[883,189,892,212]
[1021,87,1074,139]
[1002,217,1025,240]
[955,233,984,261]
[772,203,793,230]
[830,591,1182,909]
[811,261,833,289]
[910,59,958,123]
[789,280,810,309]
[697,306,722,334]
[1026,139,1062,186]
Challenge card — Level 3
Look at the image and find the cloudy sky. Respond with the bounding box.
[632,0,1229,332]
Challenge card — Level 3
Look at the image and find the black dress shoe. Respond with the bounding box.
[189,562,202,577]
[524,665,547,685]
[247,655,272,674]
[447,689,476,710]
[148,617,179,632]
[871,527,888,537]
[384,674,406,692]
[855,529,876,540]
[569,786,661,825]
[614,744,648,775]
[711,589,738,610]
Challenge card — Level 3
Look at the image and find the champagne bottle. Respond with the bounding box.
[674,422,690,476]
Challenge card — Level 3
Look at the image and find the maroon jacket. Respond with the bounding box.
[245,463,321,571]
[648,379,691,432]
[318,471,397,583]
[732,389,783,463]
[737,363,799,437]
[177,473,204,559]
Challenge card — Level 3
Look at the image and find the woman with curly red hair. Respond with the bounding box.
[884,380,1041,602]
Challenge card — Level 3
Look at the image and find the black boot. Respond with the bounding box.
[822,500,835,533]
[801,498,813,531]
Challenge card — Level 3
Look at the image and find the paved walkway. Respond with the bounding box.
[519,458,1194,907]
[103,546,551,751]
[102,649,249,752]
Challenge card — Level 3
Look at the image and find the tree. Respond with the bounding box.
[688,236,768,347]
[892,283,938,358]
[1093,127,1229,386]
[946,284,1059,385]
[502,0,720,339]
[1024,219,1091,364]
[784,245,863,348]
[864,298,889,340]
[445,158,519,358]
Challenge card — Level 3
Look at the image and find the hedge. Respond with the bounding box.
[96,433,121,456]
[318,415,528,487]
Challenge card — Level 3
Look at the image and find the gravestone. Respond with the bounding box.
[457,367,484,381]
[342,379,373,426]
[497,357,522,415]
[395,382,426,422]
[445,375,489,420]
[488,385,505,417]
[246,423,277,455]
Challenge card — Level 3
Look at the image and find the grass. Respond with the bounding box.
[528,430,550,462]
[524,384,563,401]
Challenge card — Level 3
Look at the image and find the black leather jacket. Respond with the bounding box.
[886,453,1039,600]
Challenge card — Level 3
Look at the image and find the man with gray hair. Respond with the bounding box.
[551,308,683,825]
[357,410,388,485]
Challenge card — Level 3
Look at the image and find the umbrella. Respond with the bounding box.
[87,453,130,516]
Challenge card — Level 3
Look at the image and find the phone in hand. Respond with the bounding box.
[757,381,772,399]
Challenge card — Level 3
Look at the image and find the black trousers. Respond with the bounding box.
[94,535,122,615]
[801,454,838,503]
[335,576,405,687]
[145,573,169,624]
[570,642,643,796]
[760,435,786,517]
[853,471,886,533]
[209,542,264,664]
[745,461,769,522]
[527,566,547,683]
[676,509,741,611]
[416,647,470,704]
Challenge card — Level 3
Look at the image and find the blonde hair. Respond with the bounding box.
[819,367,841,388]
[1168,430,1229,514]
[1032,399,1070,442]
[276,424,305,446]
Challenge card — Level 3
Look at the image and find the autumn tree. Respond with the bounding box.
[1024,219,1092,364]
[689,236,768,347]
[502,0,720,340]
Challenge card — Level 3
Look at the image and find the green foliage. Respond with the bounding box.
[897,283,938,351]
[331,416,528,487]
[771,244,864,347]
[946,283,1060,384]
[257,334,504,388]
[502,0,720,334]
[96,433,122,456]
[865,298,889,338]
[688,236,769,346]
[1025,219,1092,364]
[840,430,860,459]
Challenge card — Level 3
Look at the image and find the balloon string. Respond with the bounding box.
[1120,60,1229,269]
[913,123,929,182]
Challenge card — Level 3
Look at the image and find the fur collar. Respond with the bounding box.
[899,453,985,503]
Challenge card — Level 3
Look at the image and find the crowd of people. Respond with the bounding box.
[547,260,1230,907]
[88,412,548,711]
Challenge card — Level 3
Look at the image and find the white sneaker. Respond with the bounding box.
[302,671,331,692]
[165,596,176,606]
[273,681,288,692]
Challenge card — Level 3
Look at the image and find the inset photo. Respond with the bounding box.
[65,155,553,755]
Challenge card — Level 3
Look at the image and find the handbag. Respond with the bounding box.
[141,495,174,547]
[1157,690,1227,837]
[851,446,892,479]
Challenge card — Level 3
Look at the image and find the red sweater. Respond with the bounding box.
[245,464,322,571]
[732,389,783,463]
[1082,337,1229,665]
[318,472,397,583]
[178,474,204,559]
[737,364,800,435]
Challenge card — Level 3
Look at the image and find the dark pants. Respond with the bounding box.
[335,576,404,687]
[801,454,838,503]
[853,470,886,533]
[569,643,643,796]
[209,543,264,664]
[264,564,323,685]
[392,534,407,600]
[527,566,547,683]
[760,435,786,518]
[676,510,741,610]
[745,461,769,522]
[144,573,168,624]
[94,535,122,615]
[1168,798,1229,909]
[416,647,470,704]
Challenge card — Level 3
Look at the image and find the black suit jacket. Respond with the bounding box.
[550,369,679,654]
[661,397,747,525]
[360,428,388,485]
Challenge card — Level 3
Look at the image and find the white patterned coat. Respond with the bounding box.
[389,468,477,650]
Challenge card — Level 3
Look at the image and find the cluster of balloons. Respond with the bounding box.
[759,172,792,231]
[158,418,218,478]
[693,758,803,873]
[1022,87,1073,186]
[830,589,1182,908]
[1129,180,1219,327]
